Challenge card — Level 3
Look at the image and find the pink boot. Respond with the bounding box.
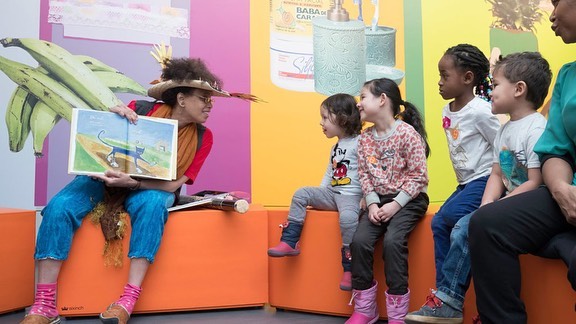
[345,281,379,324]
[386,289,410,324]
[267,221,303,257]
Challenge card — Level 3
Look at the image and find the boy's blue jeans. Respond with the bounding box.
[35,176,175,263]
[431,176,488,285]
[434,211,474,311]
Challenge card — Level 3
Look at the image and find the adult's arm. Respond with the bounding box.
[542,157,576,225]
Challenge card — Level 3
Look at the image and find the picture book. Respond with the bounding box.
[68,109,178,180]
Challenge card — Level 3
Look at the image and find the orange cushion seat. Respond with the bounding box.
[268,205,478,321]
[0,208,35,314]
[56,205,268,316]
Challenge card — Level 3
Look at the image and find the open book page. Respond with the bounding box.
[68,109,178,180]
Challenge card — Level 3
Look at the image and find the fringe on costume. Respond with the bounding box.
[87,191,129,268]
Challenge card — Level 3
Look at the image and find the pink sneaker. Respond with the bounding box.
[267,241,300,257]
[340,271,352,291]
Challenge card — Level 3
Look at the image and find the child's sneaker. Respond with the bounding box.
[267,241,300,257]
[404,292,463,324]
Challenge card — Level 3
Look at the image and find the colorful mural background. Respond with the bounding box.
[33,0,251,206]
[0,0,574,209]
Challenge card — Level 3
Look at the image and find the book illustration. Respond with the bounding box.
[169,191,250,213]
[68,109,178,180]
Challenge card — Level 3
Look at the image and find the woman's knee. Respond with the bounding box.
[468,205,502,237]
[42,196,91,228]
[126,190,171,224]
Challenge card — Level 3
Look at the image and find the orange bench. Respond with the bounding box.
[56,205,269,316]
[0,208,35,314]
[25,203,576,322]
[268,205,575,323]
[267,205,478,320]
[520,255,576,323]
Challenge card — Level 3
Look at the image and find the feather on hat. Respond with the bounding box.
[148,42,264,103]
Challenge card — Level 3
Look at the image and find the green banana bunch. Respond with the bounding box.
[0,38,148,155]
[0,38,122,111]
[93,70,147,96]
[75,54,120,73]
[0,55,89,122]
[36,64,147,96]
[5,86,38,152]
[29,100,62,156]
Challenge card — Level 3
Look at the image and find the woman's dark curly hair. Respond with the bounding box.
[321,93,363,137]
[160,58,223,106]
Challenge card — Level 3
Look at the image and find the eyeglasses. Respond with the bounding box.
[193,94,214,105]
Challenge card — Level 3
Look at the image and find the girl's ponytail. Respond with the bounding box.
[365,78,431,158]
[398,101,430,157]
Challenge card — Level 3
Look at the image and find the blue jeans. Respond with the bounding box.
[35,176,175,263]
[435,211,473,311]
[431,176,488,285]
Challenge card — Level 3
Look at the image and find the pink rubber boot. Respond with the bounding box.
[345,280,379,324]
[386,289,410,324]
[267,221,303,257]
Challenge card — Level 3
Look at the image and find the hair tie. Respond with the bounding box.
[476,75,493,102]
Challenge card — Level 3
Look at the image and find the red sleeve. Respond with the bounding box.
[184,127,213,184]
[127,100,137,111]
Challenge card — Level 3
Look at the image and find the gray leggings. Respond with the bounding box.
[287,186,362,246]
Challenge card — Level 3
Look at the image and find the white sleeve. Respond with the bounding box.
[525,119,547,169]
[476,110,501,151]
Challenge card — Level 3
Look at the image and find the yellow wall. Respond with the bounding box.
[422,1,575,203]
[250,1,404,206]
[251,0,576,207]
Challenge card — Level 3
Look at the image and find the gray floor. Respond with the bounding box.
[0,307,388,323]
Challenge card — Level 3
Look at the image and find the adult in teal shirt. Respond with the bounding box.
[468,0,576,323]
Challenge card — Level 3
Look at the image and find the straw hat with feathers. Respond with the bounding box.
[148,43,263,103]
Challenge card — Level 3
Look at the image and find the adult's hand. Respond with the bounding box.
[92,170,139,189]
[551,182,576,226]
[109,104,138,124]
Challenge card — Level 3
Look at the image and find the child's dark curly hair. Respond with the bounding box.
[160,58,223,106]
[321,93,363,137]
[444,44,491,101]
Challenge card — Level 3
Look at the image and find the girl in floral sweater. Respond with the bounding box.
[346,78,430,324]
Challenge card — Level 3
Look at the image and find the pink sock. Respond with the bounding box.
[114,283,142,315]
[29,283,58,319]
